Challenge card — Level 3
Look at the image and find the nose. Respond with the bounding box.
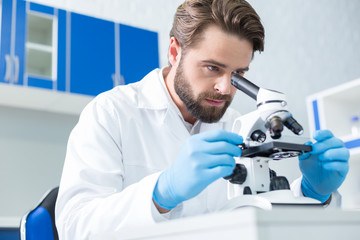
[214,74,232,95]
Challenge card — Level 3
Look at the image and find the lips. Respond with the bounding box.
[205,98,225,106]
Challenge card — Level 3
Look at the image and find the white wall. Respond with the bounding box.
[0,106,78,217]
[3,0,359,218]
[238,0,360,135]
[30,0,360,133]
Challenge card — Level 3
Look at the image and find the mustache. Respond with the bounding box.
[198,92,232,101]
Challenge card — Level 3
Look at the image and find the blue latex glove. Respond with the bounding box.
[299,129,349,203]
[153,129,243,209]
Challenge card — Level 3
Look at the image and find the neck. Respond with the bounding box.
[163,66,197,125]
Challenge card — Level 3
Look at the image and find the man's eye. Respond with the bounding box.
[233,70,245,76]
[207,65,219,71]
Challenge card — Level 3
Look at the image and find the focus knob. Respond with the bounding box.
[224,164,247,184]
[269,176,290,191]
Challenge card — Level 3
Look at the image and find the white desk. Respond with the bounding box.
[94,207,360,240]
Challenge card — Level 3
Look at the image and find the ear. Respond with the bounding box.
[168,37,181,67]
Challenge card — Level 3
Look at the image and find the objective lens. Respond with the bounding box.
[269,116,283,139]
[284,116,304,135]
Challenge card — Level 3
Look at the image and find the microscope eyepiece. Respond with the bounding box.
[231,75,259,100]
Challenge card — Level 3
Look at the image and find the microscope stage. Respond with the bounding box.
[241,142,312,160]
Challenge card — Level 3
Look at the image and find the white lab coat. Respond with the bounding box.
[55,68,340,239]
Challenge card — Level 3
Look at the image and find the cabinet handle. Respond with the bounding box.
[112,73,125,87]
[4,54,12,82]
[13,56,20,83]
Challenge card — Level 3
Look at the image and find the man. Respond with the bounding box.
[55,0,349,238]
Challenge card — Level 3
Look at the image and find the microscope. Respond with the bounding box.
[222,75,321,210]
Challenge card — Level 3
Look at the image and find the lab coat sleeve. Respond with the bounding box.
[291,176,341,208]
[55,97,166,239]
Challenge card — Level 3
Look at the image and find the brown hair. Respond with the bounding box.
[170,0,264,54]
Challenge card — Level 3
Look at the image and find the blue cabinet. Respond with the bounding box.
[0,0,12,83]
[1,1,159,97]
[119,24,159,85]
[69,16,160,96]
[69,12,115,96]
[0,0,26,85]
[0,1,66,90]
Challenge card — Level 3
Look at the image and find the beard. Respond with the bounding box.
[173,59,233,123]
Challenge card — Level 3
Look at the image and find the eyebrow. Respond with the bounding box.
[201,59,249,72]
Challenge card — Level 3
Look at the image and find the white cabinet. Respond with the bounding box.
[0,82,93,115]
[306,77,360,209]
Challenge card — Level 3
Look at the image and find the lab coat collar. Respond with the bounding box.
[136,68,169,110]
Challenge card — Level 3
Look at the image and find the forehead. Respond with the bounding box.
[185,25,253,68]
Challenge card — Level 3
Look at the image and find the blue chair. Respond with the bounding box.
[20,187,59,240]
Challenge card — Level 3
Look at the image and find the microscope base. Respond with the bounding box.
[220,190,322,211]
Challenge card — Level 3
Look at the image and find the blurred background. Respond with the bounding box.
[0,0,359,232]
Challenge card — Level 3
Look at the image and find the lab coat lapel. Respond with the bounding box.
[137,69,190,142]
[199,121,224,133]
[162,107,191,141]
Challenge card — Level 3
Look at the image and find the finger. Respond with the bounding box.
[298,151,311,160]
[322,161,349,177]
[203,164,236,181]
[313,129,334,142]
[311,137,345,154]
[318,148,350,162]
[198,130,243,145]
[198,154,236,169]
[201,141,242,156]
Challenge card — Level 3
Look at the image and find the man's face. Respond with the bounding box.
[173,25,254,123]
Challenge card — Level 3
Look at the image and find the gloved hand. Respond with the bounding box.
[153,129,243,210]
[299,129,349,203]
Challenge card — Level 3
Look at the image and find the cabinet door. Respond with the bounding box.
[0,0,12,83]
[70,13,115,96]
[0,0,25,85]
[0,1,65,90]
[25,3,63,90]
[13,0,26,86]
[119,24,159,85]
[56,8,67,92]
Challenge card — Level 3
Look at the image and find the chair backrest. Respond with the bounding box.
[20,187,59,240]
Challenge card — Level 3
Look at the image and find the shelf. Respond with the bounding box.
[306,77,360,209]
[26,46,53,78]
[27,12,53,46]
[307,78,360,145]
[340,135,360,156]
[26,42,53,53]
[0,83,93,115]
[26,10,55,80]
